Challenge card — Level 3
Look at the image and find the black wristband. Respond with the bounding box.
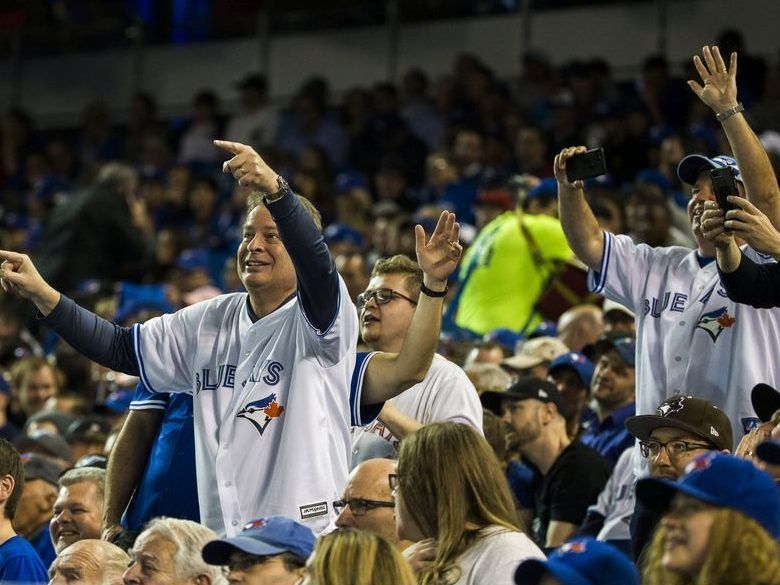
[420,282,448,297]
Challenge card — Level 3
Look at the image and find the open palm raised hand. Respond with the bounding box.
[415,211,462,285]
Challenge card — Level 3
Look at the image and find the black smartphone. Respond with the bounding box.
[710,167,739,212]
[566,148,608,182]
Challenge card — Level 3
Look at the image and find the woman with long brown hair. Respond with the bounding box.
[394,422,544,584]
[638,453,780,585]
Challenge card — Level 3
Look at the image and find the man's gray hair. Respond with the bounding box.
[59,467,106,501]
[138,517,226,584]
[463,362,512,394]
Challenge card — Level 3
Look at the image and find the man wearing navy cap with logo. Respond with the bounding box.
[579,337,636,467]
[547,351,597,439]
[202,516,313,585]
[482,378,610,548]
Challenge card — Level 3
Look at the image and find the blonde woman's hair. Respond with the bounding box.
[643,507,780,585]
[396,422,522,585]
[306,529,416,585]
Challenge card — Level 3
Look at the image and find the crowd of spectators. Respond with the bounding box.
[0,23,778,585]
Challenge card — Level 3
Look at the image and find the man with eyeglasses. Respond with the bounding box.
[202,516,313,585]
[334,458,411,550]
[624,394,733,562]
[350,255,482,468]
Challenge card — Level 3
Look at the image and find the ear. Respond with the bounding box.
[0,474,15,507]
[193,574,212,585]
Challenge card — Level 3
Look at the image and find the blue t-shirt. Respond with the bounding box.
[122,383,200,530]
[27,526,55,569]
[579,402,636,468]
[0,535,48,584]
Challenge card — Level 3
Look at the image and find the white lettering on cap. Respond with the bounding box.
[538,390,548,398]
[710,426,719,437]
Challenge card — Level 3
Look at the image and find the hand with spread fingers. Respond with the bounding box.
[214,139,279,193]
[553,146,588,192]
[415,210,462,289]
[704,196,780,259]
[687,45,739,115]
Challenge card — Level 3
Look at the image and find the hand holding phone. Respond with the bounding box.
[710,167,740,212]
[565,148,608,183]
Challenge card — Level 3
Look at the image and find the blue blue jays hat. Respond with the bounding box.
[636,452,780,537]
[515,538,638,585]
[677,154,742,186]
[548,352,596,390]
[591,336,635,367]
[335,170,368,194]
[526,178,558,200]
[202,516,315,565]
[176,248,212,272]
[757,439,780,466]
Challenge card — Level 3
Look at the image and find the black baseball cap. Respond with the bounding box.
[751,383,780,423]
[20,453,60,487]
[481,377,563,415]
[625,395,733,452]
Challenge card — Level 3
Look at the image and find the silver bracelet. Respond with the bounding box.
[716,103,744,123]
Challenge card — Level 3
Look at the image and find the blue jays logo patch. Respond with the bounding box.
[237,393,285,436]
[658,396,685,417]
[695,307,735,343]
[683,451,716,476]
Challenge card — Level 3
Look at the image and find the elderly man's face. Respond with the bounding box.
[50,482,103,553]
[123,535,180,585]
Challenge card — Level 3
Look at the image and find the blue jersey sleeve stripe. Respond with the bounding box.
[589,231,612,294]
[129,401,167,411]
[350,352,376,426]
[132,324,157,394]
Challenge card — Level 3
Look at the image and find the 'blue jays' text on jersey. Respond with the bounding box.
[132,282,359,537]
[589,232,780,444]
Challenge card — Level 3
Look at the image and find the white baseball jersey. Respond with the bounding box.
[350,353,483,467]
[589,232,780,445]
[132,283,359,536]
[588,447,637,542]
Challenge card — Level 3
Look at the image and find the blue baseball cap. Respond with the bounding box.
[324,223,364,249]
[483,328,522,353]
[591,336,635,367]
[756,439,780,466]
[636,452,780,537]
[515,538,638,585]
[677,154,743,186]
[526,178,557,200]
[202,516,315,565]
[335,170,368,194]
[177,248,212,272]
[548,352,596,390]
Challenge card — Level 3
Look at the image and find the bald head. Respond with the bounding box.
[557,305,604,352]
[49,539,130,585]
[336,459,402,546]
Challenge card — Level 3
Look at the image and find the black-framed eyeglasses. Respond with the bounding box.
[333,497,395,516]
[356,288,417,311]
[388,473,399,492]
[639,439,713,459]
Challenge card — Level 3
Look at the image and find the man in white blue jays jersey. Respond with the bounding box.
[554,46,780,447]
[0,140,461,537]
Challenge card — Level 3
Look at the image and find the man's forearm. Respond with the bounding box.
[721,113,780,226]
[266,193,339,333]
[103,409,163,529]
[377,403,422,440]
[557,185,604,271]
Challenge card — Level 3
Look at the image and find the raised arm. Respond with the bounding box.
[688,46,780,227]
[216,139,338,332]
[103,400,164,542]
[360,211,462,405]
[0,250,138,373]
[555,147,605,271]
